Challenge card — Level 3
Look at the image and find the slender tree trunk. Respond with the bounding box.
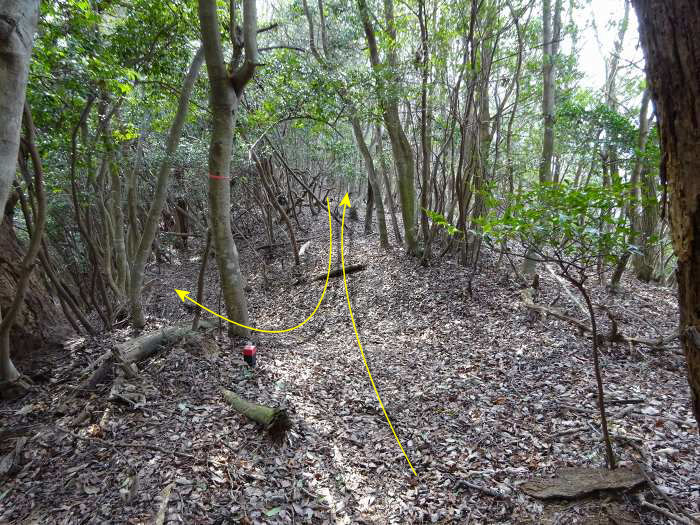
[128,48,204,328]
[611,89,652,290]
[351,118,389,247]
[376,125,402,244]
[0,105,47,385]
[632,0,700,430]
[418,0,431,261]
[357,0,418,254]
[198,0,258,336]
[524,0,562,277]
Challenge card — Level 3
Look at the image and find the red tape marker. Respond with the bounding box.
[208,174,230,180]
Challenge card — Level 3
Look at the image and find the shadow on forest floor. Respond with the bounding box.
[1,207,698,524]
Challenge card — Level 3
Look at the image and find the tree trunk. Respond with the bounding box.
[610,89,652,292]
[523,0,562,277]
[198,0,258,337]
[632,0,700,429]
[0,0,39,220]
[128,48,204,328]
[376,125,403,244]
[0,2,41,380]
[351,118,388,247]
[357,0,417,254]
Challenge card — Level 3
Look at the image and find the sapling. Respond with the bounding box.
[429,181,632,469]
[482,182,632,470]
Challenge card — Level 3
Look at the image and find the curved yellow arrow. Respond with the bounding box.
[175,198,332,333]
[339,193,417,476]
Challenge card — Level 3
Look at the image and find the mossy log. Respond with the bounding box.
[220,388,291,443]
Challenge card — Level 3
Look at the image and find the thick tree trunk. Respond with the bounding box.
[632,0,700,429]
[0,0,39,219]
[0,0,42,384]
[357,0,417,254]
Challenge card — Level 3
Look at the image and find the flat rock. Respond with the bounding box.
[521,465,646,499]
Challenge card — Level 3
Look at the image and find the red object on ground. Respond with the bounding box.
[243,343,257,367]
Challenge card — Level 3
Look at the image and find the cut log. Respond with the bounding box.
[220,388,291,443]
[81,321,212,389]
[311,264,366,282]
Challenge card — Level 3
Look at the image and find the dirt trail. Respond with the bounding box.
[1,209,698,524]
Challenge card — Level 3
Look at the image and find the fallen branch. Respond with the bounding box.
[81,321,213,389]
[155,482,175,525]
[520,291,678,350]
[455,479,508,500]
[636,465,700,524]
[220,388,291,443]
[545,264,586,315]
[637,495,696,525]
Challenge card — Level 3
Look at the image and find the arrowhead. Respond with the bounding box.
[175,289,190,302]
[339,193,351,208]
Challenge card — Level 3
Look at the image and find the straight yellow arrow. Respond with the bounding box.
[339,193,417,476]
[175,198,333,333]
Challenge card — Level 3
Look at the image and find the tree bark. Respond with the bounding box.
[351,118,389,247]
[198,0,257,336]
[0,0,39,220]
[357,0,418,254]
[632,0,700,429]
[0,105,54,385]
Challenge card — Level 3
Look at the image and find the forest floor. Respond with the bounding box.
[1,204,699,524]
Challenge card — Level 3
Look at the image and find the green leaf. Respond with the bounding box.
[264,507,282,517]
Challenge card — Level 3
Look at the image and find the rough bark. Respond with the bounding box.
[632,0,700,429]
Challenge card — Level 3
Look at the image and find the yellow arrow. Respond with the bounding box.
[339,193,417,476]
[175,198,333,333]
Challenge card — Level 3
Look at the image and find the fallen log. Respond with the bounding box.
[311,264,366,282]
[520,290,679,350]
[220,388,291,443]
[81,321,213,389]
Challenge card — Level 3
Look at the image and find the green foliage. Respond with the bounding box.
[423,208,461,236]
[481,182,632,268]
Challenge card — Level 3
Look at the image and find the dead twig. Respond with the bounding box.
[637,494,696,525]
[455,479,508,500]
[636,464,700,524]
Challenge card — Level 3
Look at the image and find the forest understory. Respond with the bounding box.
[1,207,698,525]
